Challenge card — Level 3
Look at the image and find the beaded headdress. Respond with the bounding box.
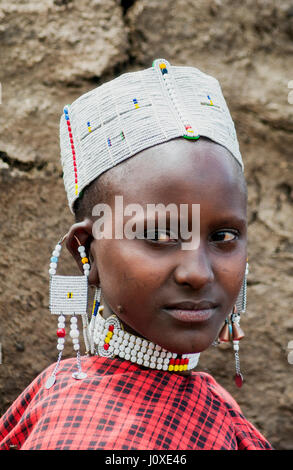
[60,58,243,212]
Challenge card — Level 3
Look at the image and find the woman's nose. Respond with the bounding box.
[173,246,214,289]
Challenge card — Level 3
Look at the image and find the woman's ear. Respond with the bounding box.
[65,219,100,287]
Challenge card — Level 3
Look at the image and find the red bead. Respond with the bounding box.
[169,358,175,365]
[234,373,243,388]
[71,144,74,150]
[175,358,180,365]
[104,343,109,350]
[108,325,114,332]
[75,178,78,183]
[67,126,71,132]
[69,133,73,138]
[70,138,73,144]
[57,328,66,338]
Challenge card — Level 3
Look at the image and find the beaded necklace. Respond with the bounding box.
[90,306,200,373]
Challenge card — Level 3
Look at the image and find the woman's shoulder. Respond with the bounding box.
[192,371,242,412]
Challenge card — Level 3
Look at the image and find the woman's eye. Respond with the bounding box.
[144,229,177,243]
[210,230,239,243]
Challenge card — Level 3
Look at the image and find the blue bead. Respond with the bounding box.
[93,301,100,317]
[87,121,90,126]
[51,257,58,263]
[161,68,168,75]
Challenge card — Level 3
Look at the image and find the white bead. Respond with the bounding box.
[57,344,64,351]
[137,358,143,365]
[125,347,130,354]
[150,363,156,369]
[144,354,150,361]
[83,263,90,270]
[49,268,56,275]
[172,353,176,358]
[129,335,136,343]
[141,347,147,354]
[142,340,148,348]
[78,246,85,253]
[114,349,119,355]
[119,344,125,351]
[157,364,162,370]
[129,341,135,349]
[130,356,136,362]
[119,351,125,358]
[137,351,143,358]
[125,354,130,360]
[58,315,65,322]
[50,262,57,269]
[109,346,114,352]
[161,352,166,358]
[58,323,65,329]
[52,250,59,257]
[162,364,168,371]
[155,345,161,351]
[148,342,154,349]
[134,344,140,351]
[70,330,79,339]
[157,357,163,364]
[55,244,62,252]
[143,361,150,367]
[73,344,80,351]
[124,333,130,341]
[58,338,65,344]
[118,330,124,338]
[135,337,142,345]
[84,270,90,277]
[72,338,79,344]
[154,351,159,357]
[71,317,77,323]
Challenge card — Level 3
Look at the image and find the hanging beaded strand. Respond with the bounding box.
[45,235,90,389]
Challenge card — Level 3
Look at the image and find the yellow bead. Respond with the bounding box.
[183,364,188,370]
[91,300,96,314]
[168,365,174,371]
[106,331,113,339]
[104,337,110,344]
[75,190,78,195]
[81,257,88,264]
[159,63,166,69]
[99,306,104,312]
[174,365,179,371]
[179,365,184,371]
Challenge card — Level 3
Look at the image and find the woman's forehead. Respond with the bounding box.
[104,138,246,201]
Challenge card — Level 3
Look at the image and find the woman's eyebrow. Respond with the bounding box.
[211,216,247,227]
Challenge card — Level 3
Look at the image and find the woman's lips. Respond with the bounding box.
[162,301,218,323]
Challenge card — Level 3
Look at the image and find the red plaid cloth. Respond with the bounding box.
[0,356,272,450]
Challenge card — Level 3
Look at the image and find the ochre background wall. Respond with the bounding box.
[0,0,293,449]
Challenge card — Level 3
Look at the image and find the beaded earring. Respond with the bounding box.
[45,234,90,389]
[217,260,249,388]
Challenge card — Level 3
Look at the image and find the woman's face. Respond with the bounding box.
[89,138,247,355]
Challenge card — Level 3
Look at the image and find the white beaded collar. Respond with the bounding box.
[90,308,200,373]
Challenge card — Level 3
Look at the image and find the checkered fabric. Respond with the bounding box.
[0,356,272,450]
